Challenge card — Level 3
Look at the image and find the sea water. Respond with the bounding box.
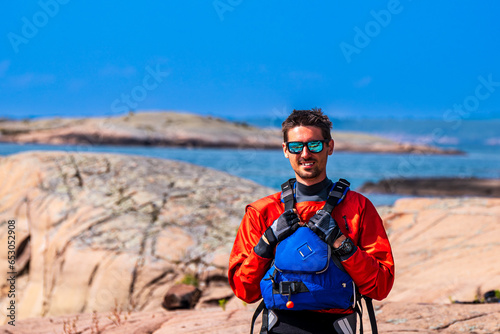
[0,119,498,206]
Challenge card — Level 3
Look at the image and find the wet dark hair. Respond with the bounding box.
[282,108,332,142]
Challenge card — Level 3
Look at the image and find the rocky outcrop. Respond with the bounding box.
[0,111,461,154]
[332,131,463,155]
[0,151,273,322]
[360,177,500,197]
[1,151,499,333]
[381,197,500,304]
[0,112,280,149]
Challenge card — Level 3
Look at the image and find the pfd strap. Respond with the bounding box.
[323,178,350,214]
[280,178,296,212]
[273,281,310,295]
[250,300,267,334]
[354,295,379,334]
[364,297,378,334]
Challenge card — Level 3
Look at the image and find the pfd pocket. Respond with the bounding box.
[274,227,330,274]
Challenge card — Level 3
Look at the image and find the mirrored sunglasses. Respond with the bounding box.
[286,140,328,154]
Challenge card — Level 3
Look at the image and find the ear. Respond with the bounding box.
[282,142,289,158]
[327,139,334,155]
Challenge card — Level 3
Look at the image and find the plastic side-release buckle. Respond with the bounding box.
[279,281,297,295]
[279,282,298,309]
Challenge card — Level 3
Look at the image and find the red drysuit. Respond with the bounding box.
[228,189,395,312]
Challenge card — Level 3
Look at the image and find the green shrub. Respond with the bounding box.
[179,273,199,287]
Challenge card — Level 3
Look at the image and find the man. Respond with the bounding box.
[228,109,394,333]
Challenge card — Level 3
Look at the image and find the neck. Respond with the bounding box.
[296,177,332,197]
[296,173,328,187]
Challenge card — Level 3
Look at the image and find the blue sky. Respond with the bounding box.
[1,1,500,120]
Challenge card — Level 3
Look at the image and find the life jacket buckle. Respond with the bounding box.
[278,281,298,295]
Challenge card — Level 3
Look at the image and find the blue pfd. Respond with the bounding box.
[259,178,355,311]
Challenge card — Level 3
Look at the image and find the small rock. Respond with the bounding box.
[162,284,201,310]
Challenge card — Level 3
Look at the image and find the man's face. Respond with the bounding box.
[282,126,334,186]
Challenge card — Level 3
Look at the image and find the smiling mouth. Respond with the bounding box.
[300,161,315,168]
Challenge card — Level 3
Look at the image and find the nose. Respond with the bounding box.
[301,146,312,159]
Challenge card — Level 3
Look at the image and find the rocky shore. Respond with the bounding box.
[3,302,500,334]
[359,177,500,197]
[0,151,272,321]
[1,152,499,333]
[0,111,461,154]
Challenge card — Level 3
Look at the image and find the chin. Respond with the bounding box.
[298,171,320,180]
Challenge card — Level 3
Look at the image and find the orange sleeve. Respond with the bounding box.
[228,205,274,303]
[341,196,395,300]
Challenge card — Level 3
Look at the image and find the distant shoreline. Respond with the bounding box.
[0,111,463,155]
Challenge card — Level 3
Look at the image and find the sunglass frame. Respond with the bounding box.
[286,140,329,154]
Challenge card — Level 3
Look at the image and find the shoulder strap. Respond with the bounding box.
[280,178,296,211]
[364,296,378,334]
[355,295,378,334]
[250,300,268,334]
[324,178,351,272]
[281,178,349,213]
[323,178,350,214]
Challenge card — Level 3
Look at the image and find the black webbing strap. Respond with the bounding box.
[272,281,309,295]
[355,295,378,334]
[364,297,378,334]
[281,178,349,214]
[250,300,267,334]
[280,178,296,211]
[355,298,364,334]
[322,178,350,214]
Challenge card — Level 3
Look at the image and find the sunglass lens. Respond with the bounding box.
[307,141,323,153]
[288,142,304,153]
